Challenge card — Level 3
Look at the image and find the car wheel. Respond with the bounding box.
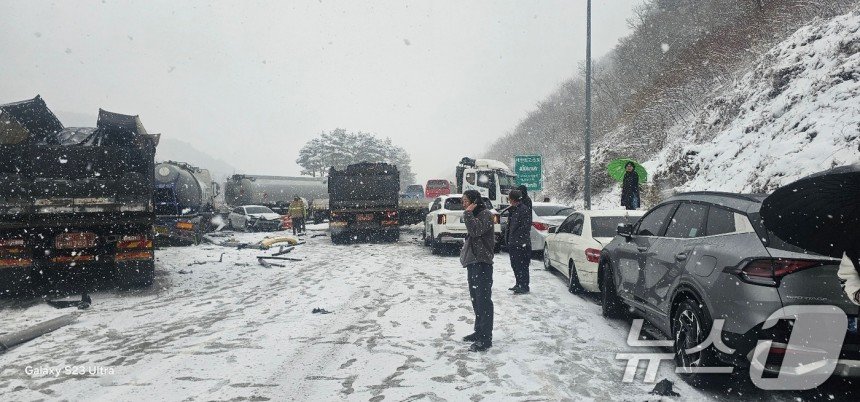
[543,244,553,270]
[601,260,626,318]
[568,260,584,294]
[673,298,722,385]
[430,228,442,255]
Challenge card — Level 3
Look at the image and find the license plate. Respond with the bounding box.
[357,214,374,222]
[55,232,97,249]
[154,226,169,235]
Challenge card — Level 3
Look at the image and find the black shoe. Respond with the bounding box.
[462,333,478,342]
[469,341,492,352]
[508,285,519,291]
[513,287,530,295]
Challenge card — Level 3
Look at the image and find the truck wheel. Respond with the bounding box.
[386,229,400,243]
[117,261,155,289]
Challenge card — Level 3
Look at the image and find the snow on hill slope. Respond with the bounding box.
[592,10,860,209]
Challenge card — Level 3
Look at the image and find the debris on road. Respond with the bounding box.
[46,293,92,310]
[259,236,299,249]
[271,246,295,256]
[0,313,78,353]
[257,256,303,262]
[650,379,680,397]
[312,308,332,314]
[187,253,225,266]
[257,258,285,268]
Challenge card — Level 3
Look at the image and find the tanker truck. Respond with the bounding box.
[224,174,327,217]
[153,161,219,245]
[0,96,159,295]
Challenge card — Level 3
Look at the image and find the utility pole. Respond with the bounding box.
[584,0,592,210]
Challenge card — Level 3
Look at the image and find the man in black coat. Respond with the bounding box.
[506,189,533,294]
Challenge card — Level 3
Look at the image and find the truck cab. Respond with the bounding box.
[456,157,517,210]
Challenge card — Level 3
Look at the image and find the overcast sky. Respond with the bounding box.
[0,0,642,182]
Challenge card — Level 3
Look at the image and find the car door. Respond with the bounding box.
[615,203,678,300]
[549,215,573,267]
[565,214,586,269]
[426,198,442,233]
[638,202,708,315]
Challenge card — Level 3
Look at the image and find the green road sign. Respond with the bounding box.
[514,155,542,191]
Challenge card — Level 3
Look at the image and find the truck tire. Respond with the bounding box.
[385,229,400,243]
[117,261,154,289]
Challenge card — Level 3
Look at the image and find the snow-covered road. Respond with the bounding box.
[1,225,858,401]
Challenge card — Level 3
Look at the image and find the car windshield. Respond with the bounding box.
[245,206,275,214]
[533,205,574,217]
[591,216,640,238]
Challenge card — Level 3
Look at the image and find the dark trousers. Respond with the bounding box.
[467,263,494,342]
[291,218,303,235]
[509,248,531,290]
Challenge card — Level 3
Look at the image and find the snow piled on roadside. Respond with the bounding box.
[590,10,860,209]
[654,10,860,194]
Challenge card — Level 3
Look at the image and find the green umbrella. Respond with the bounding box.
[607,159,647,183]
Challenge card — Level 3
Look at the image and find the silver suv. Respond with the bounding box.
[599,192,857,383]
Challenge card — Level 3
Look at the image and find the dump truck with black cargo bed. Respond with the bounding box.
[328,162,400,243]
[0,96,159,295]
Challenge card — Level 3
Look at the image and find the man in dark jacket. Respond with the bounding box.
[460,190,495,352]
[516,185,533,210]
[506,190,533,294]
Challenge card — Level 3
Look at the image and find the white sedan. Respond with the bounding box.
[542,210,645,293]
[227,205,284,232]
[423,194,502,254]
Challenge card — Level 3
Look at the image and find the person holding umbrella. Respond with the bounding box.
[760,163,860,303]
[608,159,646,210]
[620,161,640,210]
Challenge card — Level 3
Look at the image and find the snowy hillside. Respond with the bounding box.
[591,10,860,209]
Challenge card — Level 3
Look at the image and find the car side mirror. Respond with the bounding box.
[548,227,557,234]
[617,223,634,238]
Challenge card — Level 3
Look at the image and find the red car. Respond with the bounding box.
[425,179,452,198]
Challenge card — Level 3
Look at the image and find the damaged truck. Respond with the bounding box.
[0,96,159,295]
[328,162,401,244]
[153,161,219,245]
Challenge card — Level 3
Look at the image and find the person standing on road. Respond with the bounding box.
[620,162,641,210]
[506,190,533,294]
[460,190,495,352]
[516,185,533,210]
[288,196,306,235]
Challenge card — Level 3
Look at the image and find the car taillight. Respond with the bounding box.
[532,222,549,231]
[734,258,827,286]
[385,210,398,219]
[438,214,447,225]
[585,248,601,263]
